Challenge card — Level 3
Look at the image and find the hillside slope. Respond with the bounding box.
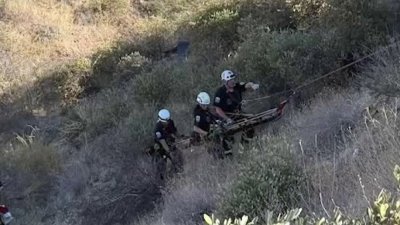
[0,0,399,225]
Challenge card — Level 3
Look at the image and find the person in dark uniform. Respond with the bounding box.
[213,70,260,154]
[192,92,214,142]
[192,92,228,158]
[153,109,183,180]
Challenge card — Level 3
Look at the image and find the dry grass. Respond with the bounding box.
[139,88,400,224]
[0,0,126,105]
[0,0,399,224]
[362,42,400,97]
[300,101,400,217]
[133,147,237,225]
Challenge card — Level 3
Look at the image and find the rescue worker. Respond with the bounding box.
[153,109,183,180]
[192,92,226,158]
[213,70,260,154]
[192,92,214,142]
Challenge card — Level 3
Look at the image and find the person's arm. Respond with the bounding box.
[215,106,233,124]
[155,128,170,151]
[213,89,231,122]
[244,82,259,90]
[169,120,179,139]
[159,139,170,152]
[193,125,208,136]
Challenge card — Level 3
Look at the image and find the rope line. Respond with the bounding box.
[242,41,400,103]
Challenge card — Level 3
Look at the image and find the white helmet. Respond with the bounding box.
[158,109,170,122]
[196,92,210,105]
[221,70,236,81]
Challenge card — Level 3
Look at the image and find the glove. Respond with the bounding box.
[225,118,233,125]
[251,83,260,90]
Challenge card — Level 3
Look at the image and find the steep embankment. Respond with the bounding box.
[0,0,400,225]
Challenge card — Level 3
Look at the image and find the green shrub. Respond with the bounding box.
[133,63,175,105]
[37,58,92,107]
[237,0,295,37]
[187,2,241,59]
[231,30,340,94]
[209,165,400,225]
[218,136,306,219]
[133,58,222,105]
[291,0,399,52]
[90,18,175,89]
[124,104,156,145]
[90,43,137,89]
[133,16,177,57]
[11,136,60,176]
[322,0,398,51]
[115,51,151,82]
[62,87,134,142]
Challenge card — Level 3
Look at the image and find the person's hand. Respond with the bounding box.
[251,83,260,90]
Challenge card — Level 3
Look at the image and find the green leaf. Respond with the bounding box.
[249,217,258,225]
[380,203,389,219]
[204,214,213,225]
[240,215,249,225]
[394,165,400,184]
[317,217,326,225]
[367,208,374,219]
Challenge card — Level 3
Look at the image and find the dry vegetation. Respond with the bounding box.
[0,0,137,109]
[0,0,400,225]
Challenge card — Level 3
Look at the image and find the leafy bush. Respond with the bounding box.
[185,2,240,61]
[61,86,136,143]
[237,0,295,37]
[133,63,175,105]
[218,136,306,219]
[133,58,223,105]
[90,43,138,89]
[37,58,92,107]
[321,0,399,51]
[291,0,400,52]
[0,130,61,208]
[90,18,175,89]
[231,30,340,94]
[191,6,240,46]
[11,134,60,176]
[115,51,150,82]
[209,165,400,225]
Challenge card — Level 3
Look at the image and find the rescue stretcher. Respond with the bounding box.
[221,99,289,134]
[145,98,290,154]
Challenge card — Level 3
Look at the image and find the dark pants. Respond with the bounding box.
[232,114,255,144]
[152,143,184,181]
[169,146,184,173]
[214,114,256,158]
